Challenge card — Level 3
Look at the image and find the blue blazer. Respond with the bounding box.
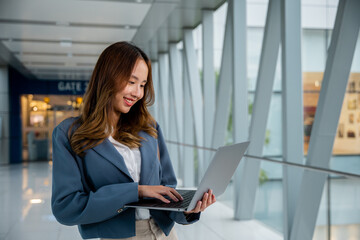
[51,117,199,239]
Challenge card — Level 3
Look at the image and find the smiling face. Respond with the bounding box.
[113,58,148,117]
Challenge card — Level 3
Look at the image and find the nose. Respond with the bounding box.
[131,84,142,99]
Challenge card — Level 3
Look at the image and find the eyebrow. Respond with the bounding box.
[131,74,147,83]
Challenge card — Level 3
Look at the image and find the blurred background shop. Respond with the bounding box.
[21,94,83,161]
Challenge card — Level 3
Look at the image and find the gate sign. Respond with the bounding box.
[58,81,88,93]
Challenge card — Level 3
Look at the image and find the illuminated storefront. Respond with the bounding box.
[304,72,360,155]
[21,94,83,161]
[9,67,88,163]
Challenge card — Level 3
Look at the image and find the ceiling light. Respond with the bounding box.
[30,199,43,204]
[76,97,83,104]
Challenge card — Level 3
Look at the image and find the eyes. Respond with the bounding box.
[128,80,146,88]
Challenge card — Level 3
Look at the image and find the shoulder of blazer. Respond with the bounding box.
[155,121,160,132]
[55,117,80,135]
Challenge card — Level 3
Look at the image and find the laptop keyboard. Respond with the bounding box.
[134,189,196,209]
[165,189,196,208]
[125,189,197,211]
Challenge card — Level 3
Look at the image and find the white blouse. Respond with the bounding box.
[108,136,150,220]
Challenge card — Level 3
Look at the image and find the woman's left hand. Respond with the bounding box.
[184,189,216,215]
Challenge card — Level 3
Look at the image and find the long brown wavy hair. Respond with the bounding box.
[69,41,157,156]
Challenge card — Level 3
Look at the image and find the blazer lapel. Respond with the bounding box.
[139,131,157,185]
[92,138,133,181]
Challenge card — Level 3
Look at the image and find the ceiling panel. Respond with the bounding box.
[176,0,225,9]
[3,41,108,55]
[0,24,136,42]
[166,8,203,28]
[27,66,94,80]
[0,0,227,80]
[16,54,98,65]
[0,1,151,26]
[27,66,94,71]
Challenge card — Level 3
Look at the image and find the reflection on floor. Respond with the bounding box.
[0,162,282,240]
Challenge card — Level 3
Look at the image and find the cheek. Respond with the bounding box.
[140,89,145,98]
[114,93,123,103]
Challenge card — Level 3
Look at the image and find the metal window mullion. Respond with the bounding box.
[151,61,160,120]
[211,3,233,150]
[202,10,216,169]
[231,0,248,143]
[234,0,281,220]
[150,38,159,64]
[169,43,184,180]
[161,141,360,179]
[183,29,205,180]
[158,53,170,137]
[169,44,183,141]
[183,50,195,187]
[280,0,305,239]
[142,42,150,62]
[231,0,250,219]
[170,49,183,120]
[168,78,179,177]
[156,59,166,129]
[290,0,360,240]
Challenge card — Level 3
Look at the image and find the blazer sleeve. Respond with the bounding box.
[156,123,201,224]
[51,125,139,226]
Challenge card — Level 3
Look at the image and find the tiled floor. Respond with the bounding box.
[0,161,282,240]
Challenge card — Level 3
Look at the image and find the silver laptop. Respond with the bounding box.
[124,141,250,212]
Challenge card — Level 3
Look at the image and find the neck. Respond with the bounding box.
[111,111,120,136]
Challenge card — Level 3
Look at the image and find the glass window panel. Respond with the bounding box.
[314,175,360,240]
[263,93,282,156]
[313,178,329,240]
[254,160,283,232]
[248,27,265,92]
[213,2,227,72]
[329,176,360,240]
[302,29,327,72]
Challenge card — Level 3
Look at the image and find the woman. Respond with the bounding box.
[51,41,215,239]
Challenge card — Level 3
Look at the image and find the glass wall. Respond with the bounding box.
[164,0,360,239]
[186,0,360,239]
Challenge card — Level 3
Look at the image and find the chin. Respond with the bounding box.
[120,106,132,114]
[119,110,130,114]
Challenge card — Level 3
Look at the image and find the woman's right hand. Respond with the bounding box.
[138,185,183,203]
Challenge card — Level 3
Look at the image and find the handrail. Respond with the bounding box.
[165,140,360,180]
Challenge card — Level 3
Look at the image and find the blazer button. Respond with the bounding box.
[117,208,124,213]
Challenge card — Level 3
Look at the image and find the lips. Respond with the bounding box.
[124,97,136,107]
